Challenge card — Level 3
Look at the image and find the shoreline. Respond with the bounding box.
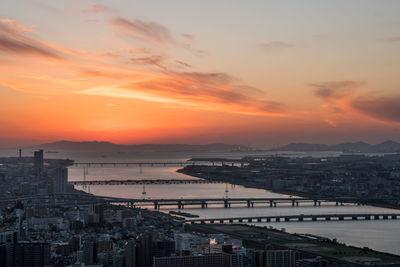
[177,168,400,211]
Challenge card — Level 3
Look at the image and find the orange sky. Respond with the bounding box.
[1,1,400,148]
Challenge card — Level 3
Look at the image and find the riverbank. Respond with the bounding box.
[185,224,400,265]
[177,168,400,211]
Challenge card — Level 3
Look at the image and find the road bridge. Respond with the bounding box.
[73,161,246,167]
[69,179,224,186]
[185,213,400,224]
[1,194,397,210]
[74,162,190,167]
[98,197,393,209]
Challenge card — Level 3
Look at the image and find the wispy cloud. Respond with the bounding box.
[311,80,359,102]
[130,55,166,69]
[82,4,114,14]
[351,96,400,123]
[313,80,400,123]
[175,60,192,68]
[1,17,284,117]
[0,21,65,60]
[110,17,175,45]
[122,71,285,115]
[0,18,35,32]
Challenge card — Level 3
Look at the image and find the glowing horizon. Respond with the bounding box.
[1,1,400,148]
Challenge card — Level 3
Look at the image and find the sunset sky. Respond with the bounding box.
[1,0,400,148]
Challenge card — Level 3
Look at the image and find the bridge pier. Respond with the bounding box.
[154,201,159,210]
[292,200,295,207]
[247,200,254,208]
[178,201,183,209]
[339,216,344,221]
[201,201,207,209]
[274,202,277,207]
[224,200,230,208]
[314,200,317,206]
[269,200,273,207]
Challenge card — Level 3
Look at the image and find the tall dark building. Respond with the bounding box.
[51,167,68,193]
[2,242,51,267]
[33,149,44,176]
[124,240,137,267]
[152,240,175,258]
[83,240,98,265]
[136,233,152,267]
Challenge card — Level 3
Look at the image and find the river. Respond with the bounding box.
[50,150,400,256]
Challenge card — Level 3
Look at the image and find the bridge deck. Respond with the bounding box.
[69,179,223,185]
[185,213,400,224]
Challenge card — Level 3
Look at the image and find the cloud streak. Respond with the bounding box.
[0,19,35,32]
[351,96,400,123]
[123,71,285,115]
[110,17,175,45]
[311,81,359,102]
[313,80,400,123]
[82,4,114,14]
[0,20,64,60]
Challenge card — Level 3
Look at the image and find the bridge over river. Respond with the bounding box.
[69,179,224,186]
[1,194,397,210]
[73,160,246,167]
[184,213,400,224]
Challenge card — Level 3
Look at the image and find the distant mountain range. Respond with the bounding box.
[273,140,400,153]
[30,140,249,153]
[27,140,400,153]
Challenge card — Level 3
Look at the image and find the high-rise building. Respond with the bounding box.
[52,168,68,193]
[265,250,296,267]
[33,150,44,176]
[83,240,98,265]
[4,242,51,267]
[124,240,137,267]
[136,233,152,267]
[153,253,228,267]
[152,240,175,258]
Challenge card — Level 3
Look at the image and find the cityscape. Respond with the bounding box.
[1,1,400,266]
